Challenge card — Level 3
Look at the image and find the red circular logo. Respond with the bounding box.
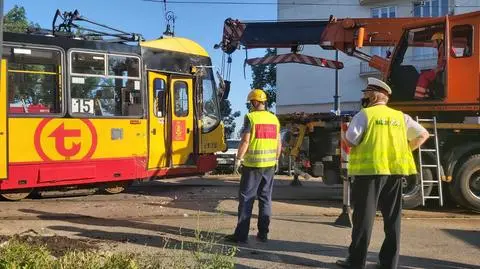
[34,119,98,161]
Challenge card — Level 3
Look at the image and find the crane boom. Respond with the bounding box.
[221,17,426,53]
[219,16,433,72]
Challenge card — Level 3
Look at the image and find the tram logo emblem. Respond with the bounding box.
[49,123,82,157]
[35,119,98,161]
[172,120,186,141]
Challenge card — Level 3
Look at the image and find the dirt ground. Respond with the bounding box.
[0,233,98,257]
[0,175,478,268]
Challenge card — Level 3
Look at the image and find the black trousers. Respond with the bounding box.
[234,166,275,241]
[348,175,403,269]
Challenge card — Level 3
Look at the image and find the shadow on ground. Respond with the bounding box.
[17,209,479,269]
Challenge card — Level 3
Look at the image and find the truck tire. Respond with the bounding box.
[402,168,433,209]
[447,170,469,208]
[451,155,480,211]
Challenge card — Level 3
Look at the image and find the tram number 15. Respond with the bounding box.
[72,98,95,114]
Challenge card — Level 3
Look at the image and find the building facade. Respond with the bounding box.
[276,0,476,114]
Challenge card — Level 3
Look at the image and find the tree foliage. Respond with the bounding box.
[220,99,240,139]
[3,5,39,33]
[250,48,277,109]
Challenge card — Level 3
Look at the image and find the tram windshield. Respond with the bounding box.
[200,67,221,133]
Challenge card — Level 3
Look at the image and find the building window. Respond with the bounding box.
[413,0,449,59]
[371,6,396,57]
[413,0,449,17]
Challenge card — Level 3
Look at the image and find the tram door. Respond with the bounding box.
[169,77,194,166]
[147,72,168,169]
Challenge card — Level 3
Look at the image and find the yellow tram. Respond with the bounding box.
[0,10,226,200]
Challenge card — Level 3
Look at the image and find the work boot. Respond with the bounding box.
[375,262,389,269]
[224,234,247,244]
[256,233,268,243]
[335,258,364,269]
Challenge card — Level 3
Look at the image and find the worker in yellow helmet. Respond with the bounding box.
[415,32,445,99]
[224,89,281,244]
[336,77,429,269]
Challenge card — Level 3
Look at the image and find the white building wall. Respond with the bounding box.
[277,0,370,114]
[454,0,480,14]
[276,0,478,115]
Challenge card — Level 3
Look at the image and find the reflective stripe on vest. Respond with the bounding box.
[348,105,417,176]
[243,110,280,168]
[247,149,277,155]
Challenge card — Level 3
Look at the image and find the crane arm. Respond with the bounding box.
[218,16,430,72]
[220,17,419,53]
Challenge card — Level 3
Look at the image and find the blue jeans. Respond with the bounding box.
[234,166,275,241]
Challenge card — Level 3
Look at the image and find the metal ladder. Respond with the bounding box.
[416,116,444,206]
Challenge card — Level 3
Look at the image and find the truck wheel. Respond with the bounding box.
[402,169,433,209]
[447,171,469,208]
[451,155,480,211]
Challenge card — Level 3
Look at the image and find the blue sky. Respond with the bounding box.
[4,0,276,134]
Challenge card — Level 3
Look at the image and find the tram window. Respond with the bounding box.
[451,25,473,58]
[70,77,142,117]
[108,55,140,78]
[70,51,143,118]
[174,81,189,117]
[153,78,166,117]
[201,71,221,133]
[71,52,105,75]
[3,46,62,114]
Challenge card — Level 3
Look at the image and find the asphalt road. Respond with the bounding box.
[0,175,478,269]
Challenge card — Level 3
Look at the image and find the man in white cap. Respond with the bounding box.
[336,77,429,269]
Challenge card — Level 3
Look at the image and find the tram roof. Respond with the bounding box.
[140,36,209,57]
[3,33,210,58]
[3,32,141,54]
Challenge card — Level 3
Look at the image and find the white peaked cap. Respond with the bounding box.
[366,77,392,95]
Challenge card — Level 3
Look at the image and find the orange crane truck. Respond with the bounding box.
[217,11,480,211]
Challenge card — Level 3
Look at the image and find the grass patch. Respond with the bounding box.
[0,227,237,269]
[0,240,137,269]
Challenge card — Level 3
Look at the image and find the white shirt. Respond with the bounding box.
[345,108,428,146]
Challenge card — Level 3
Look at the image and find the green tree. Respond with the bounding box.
[250,48,276,109]
[220,99,240,139]
[3,5,39,33]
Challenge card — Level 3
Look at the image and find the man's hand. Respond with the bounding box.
[233,158,243,174]
[409,131,430,151]
[275,160,279,174]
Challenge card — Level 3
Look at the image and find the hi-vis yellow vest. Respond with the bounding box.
[348,105,417,176]
[243,111,280,168]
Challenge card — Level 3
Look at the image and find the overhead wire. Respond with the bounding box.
[142,0,480,8]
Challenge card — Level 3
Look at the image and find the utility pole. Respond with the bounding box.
[333,50,352,228]
[333,50,340,115]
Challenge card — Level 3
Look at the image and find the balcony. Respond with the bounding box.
[358,0,387,5]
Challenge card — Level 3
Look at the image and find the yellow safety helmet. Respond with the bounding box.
[431,32,444,41]
[247,89,267,102]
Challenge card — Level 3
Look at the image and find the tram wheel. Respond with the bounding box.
[102,182,129,194]
[0,189,33,201]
